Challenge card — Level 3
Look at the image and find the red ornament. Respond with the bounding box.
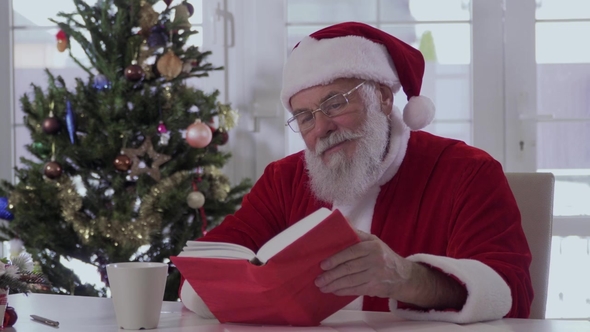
[214,129,229,145]
[124,64,145,81]
[56,30,67,41]
[42,117,61,135]
[185,120,212,148]
[157,122,168,134]
[44,161,63,179]
[3,306,17,328]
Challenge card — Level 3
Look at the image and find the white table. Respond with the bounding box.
[6,293,590,331]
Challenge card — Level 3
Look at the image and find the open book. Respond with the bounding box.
[170,208,360,326]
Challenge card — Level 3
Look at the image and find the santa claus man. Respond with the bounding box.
[179,21,533,324]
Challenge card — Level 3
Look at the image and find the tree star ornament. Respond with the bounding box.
[123,138,171,181]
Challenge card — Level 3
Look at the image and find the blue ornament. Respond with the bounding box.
[93,74,111,91]
[0,197,14,221]
[66,100,76,144]
[147,26,168,49]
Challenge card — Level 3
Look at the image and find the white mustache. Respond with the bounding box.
[315,130,364,156]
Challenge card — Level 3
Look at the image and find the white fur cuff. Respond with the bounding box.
[180,280,216,319]
[389,254,512,324]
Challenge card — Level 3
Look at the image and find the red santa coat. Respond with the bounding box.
[184,131,533,323]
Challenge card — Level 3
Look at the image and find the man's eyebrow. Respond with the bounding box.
[292,91,341,114]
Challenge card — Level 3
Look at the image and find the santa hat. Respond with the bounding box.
[280,22,435,131]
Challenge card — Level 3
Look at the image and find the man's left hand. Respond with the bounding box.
[314,229,413,298]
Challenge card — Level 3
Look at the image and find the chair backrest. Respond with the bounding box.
[505,172,555,319]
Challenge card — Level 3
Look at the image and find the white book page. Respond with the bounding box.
[256,208,332,263]
[180,241,256,260]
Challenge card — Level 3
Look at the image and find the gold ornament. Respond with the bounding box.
[123,138,171,181]
[172,4,192,30]
[217,103,239,131]
[139,1,159,32]
[157,50,183,81]
[202,166,231,201]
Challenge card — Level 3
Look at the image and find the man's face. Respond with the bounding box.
[291,79,392,203]
[289,78,369,166]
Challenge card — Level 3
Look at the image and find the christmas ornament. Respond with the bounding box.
[185,2,195,17]
[44,161,63,179]
[124,63,145,81]
[42,115,61,135]
[214,128,229,146]
[92,74,111,91]
[157,121,168,134]
[173,4,192,30]
[156,50,183,80]
[3,306,17,328]
[186,191,205,209]
[163,0,172,7]
[157,121,170,146]
[217,103,239,131]
[139,2,159,32]
[0,197,14,221]
[123,138,171,181]
[56,30,68,52]
[66,100,76,144]
[185,120,212,148]
[113,154,132,171]
[147,25,168,48]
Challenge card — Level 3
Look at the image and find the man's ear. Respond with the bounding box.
[377,83,393,115]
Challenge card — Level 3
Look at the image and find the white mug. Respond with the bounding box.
[106,262,168,330]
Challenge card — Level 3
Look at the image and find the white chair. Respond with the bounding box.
[505,172,555,319]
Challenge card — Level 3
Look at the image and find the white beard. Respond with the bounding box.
[304,92,391,204]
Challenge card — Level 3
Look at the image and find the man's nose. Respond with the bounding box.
[312,111,337,136]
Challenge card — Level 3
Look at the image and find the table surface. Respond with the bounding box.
[5,293,590,331]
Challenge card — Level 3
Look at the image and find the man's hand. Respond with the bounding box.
[314,230,467,310]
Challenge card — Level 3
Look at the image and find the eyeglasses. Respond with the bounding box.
[285,81,367,133]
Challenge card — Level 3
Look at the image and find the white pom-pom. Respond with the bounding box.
[402,95,435,130]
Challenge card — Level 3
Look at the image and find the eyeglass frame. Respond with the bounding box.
[285,80,367,133]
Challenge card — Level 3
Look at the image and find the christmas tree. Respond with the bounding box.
[0,0,251,300]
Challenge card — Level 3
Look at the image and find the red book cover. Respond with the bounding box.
[171,209,360,326]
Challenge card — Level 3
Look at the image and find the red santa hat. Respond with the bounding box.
[280,22,435,131]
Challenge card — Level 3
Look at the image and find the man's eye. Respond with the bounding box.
[323,100,346,113]
[297,113,314,124]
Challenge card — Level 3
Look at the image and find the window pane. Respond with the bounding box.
[423,122,471,145]
[537,64,590,118]
[537,122,590,169]
[536,22,590,64]
[381,0,470,22]
[13,0,99,27]
[536,0,590,20]
[287,0,377,23]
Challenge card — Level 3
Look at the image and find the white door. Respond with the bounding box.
[504,0,590,319]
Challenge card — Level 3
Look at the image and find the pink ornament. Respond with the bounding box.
[185,120,212,148]
[157,122,168,134]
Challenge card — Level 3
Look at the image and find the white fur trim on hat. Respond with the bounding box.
[281,35,399,111]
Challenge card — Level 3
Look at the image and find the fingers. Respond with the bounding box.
[320,242,370,271]
[317,270,370,295]
[315,257,369,288]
